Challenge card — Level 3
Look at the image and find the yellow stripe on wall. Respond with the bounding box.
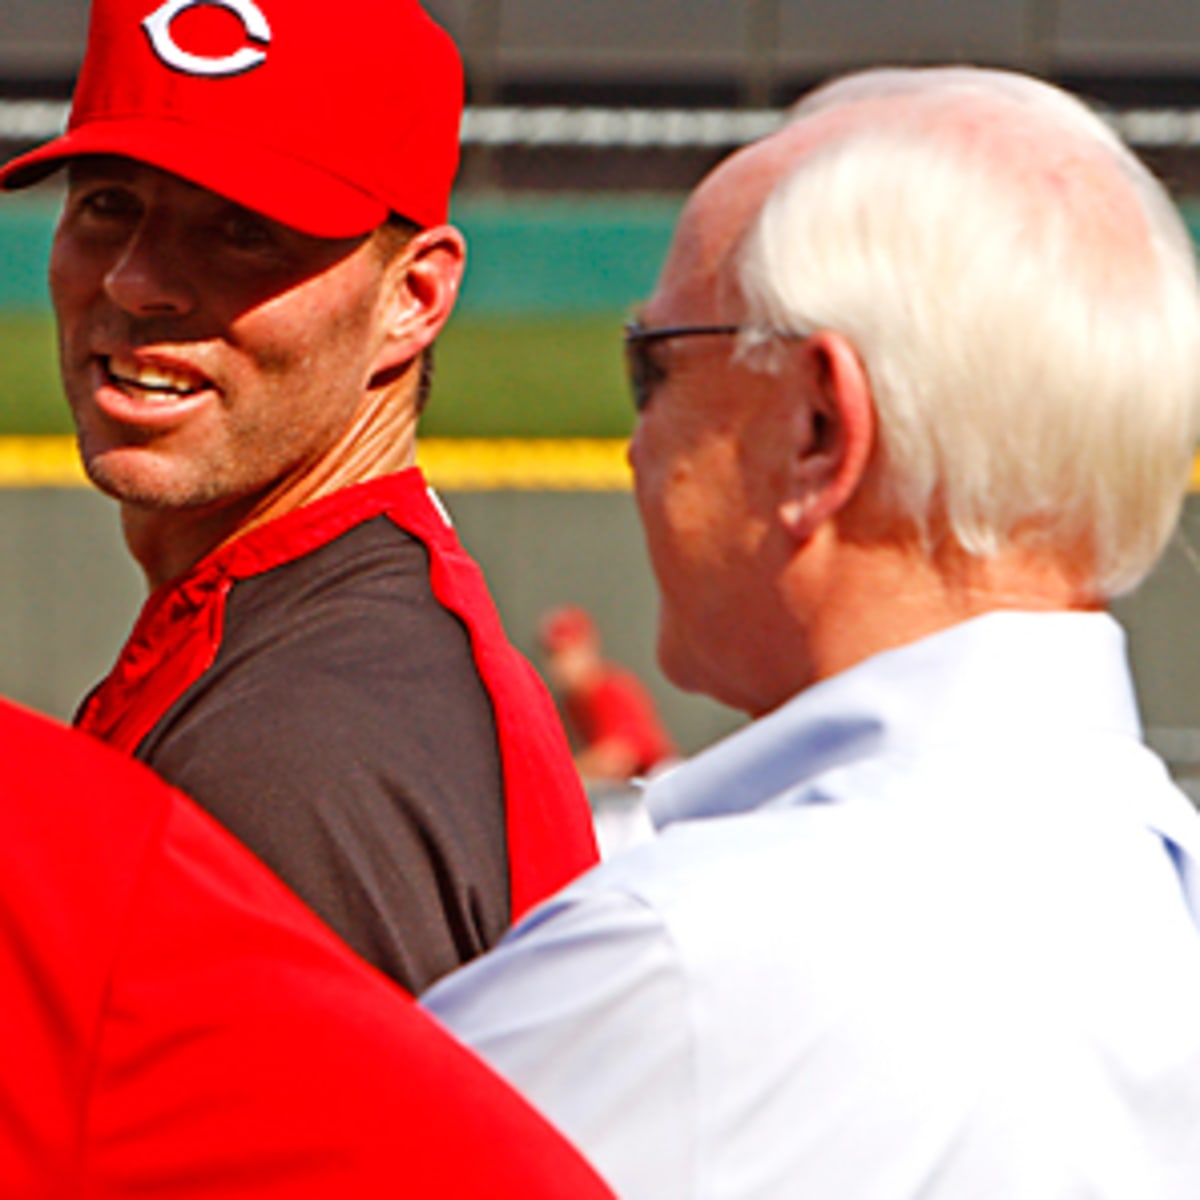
[5,435,1200,495]
[0,436,87,486]
[419,438,631,490]
[0,436,633,491]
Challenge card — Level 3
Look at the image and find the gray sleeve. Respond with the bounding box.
[139,521,510,993]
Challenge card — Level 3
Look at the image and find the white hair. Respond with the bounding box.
[736,66,1200,597]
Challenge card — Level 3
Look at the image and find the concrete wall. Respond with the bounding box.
[3,485,1200,774]
[0,487,142,719]
[427,0,1200,86]
[0,485,742,750]
[5,0,1200,86]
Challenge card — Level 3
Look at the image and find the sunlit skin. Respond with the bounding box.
[628,104,1103,718]
[50,157,464,589]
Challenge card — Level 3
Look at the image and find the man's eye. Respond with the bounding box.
[76,186,141,220]
[628,342,668,412]
[642,352,668,391]
[218,211,277,251]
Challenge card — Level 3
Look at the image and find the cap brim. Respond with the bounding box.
[0,118,391,239]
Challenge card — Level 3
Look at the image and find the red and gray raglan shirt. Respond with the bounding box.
[75,469,599,992]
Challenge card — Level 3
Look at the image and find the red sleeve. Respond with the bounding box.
[0,699,613,1199]
[406,498,601,916]
[570,670,678,773]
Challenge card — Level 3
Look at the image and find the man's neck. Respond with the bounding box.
[739,531,1102,719]
[122,501,250,591]
[124,401,419,591]
[806,538,1101,687]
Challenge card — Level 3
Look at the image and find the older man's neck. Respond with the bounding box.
[795,536,1103,697]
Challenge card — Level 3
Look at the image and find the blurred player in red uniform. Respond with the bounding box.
[540,605,678,785]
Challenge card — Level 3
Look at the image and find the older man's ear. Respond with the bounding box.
[776,331,876,543]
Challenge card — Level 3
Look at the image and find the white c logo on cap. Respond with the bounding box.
[143,0,272,78]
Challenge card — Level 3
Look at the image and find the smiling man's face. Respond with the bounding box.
[50,156,395,520]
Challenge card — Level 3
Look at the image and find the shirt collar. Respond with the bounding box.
[645,610,1141,829]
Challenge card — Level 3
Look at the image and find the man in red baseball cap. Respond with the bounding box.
[0,0,598,994]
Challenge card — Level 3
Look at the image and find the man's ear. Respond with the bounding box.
[371,224,466,378]
[777,331,876,541]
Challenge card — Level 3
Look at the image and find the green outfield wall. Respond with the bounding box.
[4,193,1200,315]
[0,194,685,315]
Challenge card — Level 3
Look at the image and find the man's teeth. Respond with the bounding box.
[107,356,206,397]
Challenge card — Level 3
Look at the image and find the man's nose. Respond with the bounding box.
[103,219,195,317]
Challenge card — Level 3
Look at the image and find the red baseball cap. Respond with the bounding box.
[0,0,463,236]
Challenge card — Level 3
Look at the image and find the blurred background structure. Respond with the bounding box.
[6,3,1200,190]
[3,1,1200,784]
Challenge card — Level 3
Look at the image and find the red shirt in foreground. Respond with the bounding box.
[0,697,613,1198]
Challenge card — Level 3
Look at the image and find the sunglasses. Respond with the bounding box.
[623,320,804,413]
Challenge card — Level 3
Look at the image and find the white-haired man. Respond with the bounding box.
[424,67,1200,1197]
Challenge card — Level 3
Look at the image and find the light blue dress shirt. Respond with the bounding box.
[424,612,1200,1199]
